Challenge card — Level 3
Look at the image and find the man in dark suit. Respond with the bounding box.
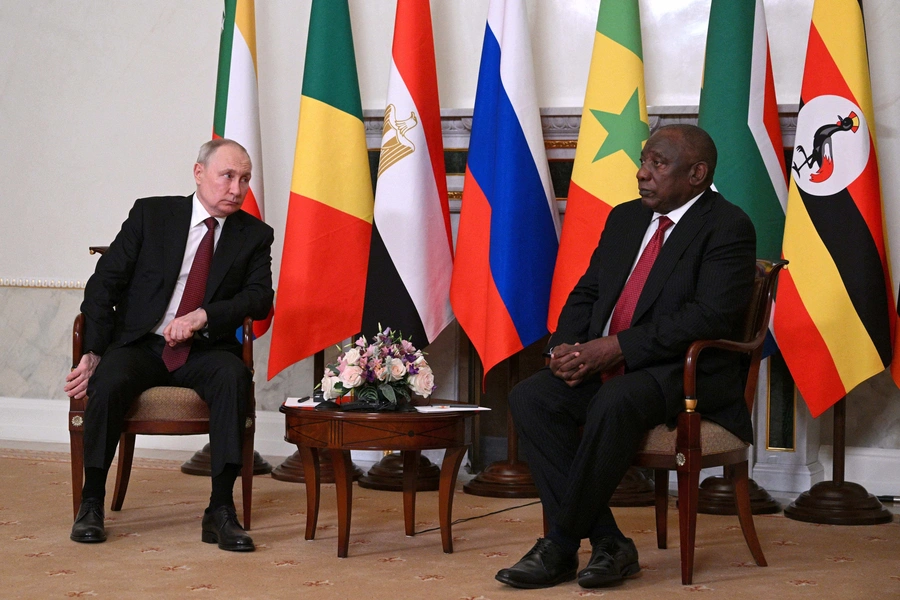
[63,139,274,552]
[495,125,756,589]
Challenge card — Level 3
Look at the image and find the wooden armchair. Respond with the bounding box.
[632,259,786,584]
[68,314,258,529]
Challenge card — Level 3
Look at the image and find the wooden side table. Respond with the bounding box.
[280,405,474,557]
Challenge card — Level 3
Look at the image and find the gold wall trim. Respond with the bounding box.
[0,279,86,289]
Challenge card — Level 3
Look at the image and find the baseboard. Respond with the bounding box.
[817,445,900,496]
[0,397,452,469]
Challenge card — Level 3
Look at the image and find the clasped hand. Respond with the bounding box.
[163,308,208,346]
[549,337,624,387]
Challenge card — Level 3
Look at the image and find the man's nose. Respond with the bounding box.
[636,165,649,181]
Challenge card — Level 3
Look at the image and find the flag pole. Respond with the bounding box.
[784,398,891,524]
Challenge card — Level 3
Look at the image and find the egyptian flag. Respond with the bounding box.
[213,0,272,337]
[360,0,453,348]
[450,0,560,378]
[267,0,374,378]
[774,0,895,417]
[546,0,648,331]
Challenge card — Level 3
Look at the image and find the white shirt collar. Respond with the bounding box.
[190,193,226,230]
[653,191,703,225]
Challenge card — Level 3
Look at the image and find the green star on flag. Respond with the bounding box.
[589,88,648,166]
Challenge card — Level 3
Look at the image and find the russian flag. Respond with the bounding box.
[450,0,560,378]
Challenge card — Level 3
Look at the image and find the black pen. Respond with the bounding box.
[876,495,900,503]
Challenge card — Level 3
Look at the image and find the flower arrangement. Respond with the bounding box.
[320,327,435,407]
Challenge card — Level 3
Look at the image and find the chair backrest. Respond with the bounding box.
[739,259,787,410]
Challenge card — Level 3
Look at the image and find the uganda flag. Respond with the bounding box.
[774,0,895,417]
[212,0,272,338]
[546,0,648,332]
[267,0,374,379]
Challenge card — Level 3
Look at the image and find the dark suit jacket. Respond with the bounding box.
[549,189,756,442]
[81,195,274,357]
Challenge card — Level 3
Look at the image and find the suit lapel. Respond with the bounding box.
[631,191,714,324]
[205,213,244,302]
[163,198,192,293]
[594,205,653,327]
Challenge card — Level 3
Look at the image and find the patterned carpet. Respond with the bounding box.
[2,447,899,599]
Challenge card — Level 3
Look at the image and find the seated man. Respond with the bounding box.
[64,138,274,552]
[496,124,756,589]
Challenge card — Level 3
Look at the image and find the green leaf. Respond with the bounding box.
[379,383,397,404]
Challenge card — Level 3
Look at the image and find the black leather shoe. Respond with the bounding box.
[495,538,578,589]
[577,535,640,588]
[201,506,254,552]
[70,498,107,543]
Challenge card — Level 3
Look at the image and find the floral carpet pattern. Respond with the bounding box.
[1,447,899,599]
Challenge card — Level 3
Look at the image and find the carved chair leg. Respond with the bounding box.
[676,465,700,585]
[69,427,85,519]
[731,461,767,567]
[654,468,668,549]
[241,426,254,530]
[111,433,136,512]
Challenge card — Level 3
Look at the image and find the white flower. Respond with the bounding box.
[321,375,340,399]
[339,365,364,389]
[343,347,361,366]
[408,367,435,398]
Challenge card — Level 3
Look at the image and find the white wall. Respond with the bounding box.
[1,0,842,287]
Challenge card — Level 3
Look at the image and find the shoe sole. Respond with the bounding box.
[495,569,576,589]
[201,530,255,552]
[70,533,107,543]
[577,561,640,588]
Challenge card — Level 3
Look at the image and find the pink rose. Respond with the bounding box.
[339,365,364,388]
[407,366,435,398]
[343,347,361,366]
[387,357,407,382]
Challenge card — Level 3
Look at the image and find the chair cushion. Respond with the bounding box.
[124,386,208,421]
[639,420,748,456]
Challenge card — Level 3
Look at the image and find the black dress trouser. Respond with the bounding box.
[83,334,251,479]
[509,367,667,540]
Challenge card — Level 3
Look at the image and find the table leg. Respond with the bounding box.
[330,449,353,558]
[297,445,320,540]
[439,446,468,553]
[402,450,421,536]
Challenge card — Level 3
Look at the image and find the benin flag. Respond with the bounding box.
[212,0,271,338]
[267,0,374,379]
[698,0,786,262]
[546,0,648,331]
[774,0,895,417]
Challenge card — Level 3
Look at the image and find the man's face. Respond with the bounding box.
[636,130,699,214]
[194,144,252,218]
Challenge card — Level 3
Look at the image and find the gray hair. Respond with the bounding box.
[196,138,251,168]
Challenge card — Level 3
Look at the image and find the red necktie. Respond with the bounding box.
[606,215,673,378]
[162,217,217,372]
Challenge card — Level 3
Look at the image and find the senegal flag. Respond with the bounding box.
[212,0,272,338]
[267,0,374,379]
[547,0,648,331]
[774,0,895,417]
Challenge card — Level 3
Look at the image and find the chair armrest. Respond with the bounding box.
[683,336,766,411]
[241,316,254,370]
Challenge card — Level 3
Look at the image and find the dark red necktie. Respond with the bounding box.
[162,217,217,372]
[606,215,673,378]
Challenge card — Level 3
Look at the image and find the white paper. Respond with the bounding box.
[413,405,491,413]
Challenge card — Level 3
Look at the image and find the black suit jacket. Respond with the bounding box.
[81,195,274,357]
[549,190,756,442]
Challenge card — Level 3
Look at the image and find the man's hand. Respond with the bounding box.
[163,308,208,346]
[549,337,624,387]
[64,352,101,400]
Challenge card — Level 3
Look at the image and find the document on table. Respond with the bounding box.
[414,405,491,413]
[284,396,317,408]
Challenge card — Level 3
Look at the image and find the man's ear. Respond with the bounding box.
[689,161,709,186]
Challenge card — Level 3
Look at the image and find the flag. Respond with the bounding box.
[360,0,453,348]
[213,0,272,337]
[774,0,895,417]
[267,0,374,379]
[546,0,649,331]
[449,0,560,378]
[697,0,788,356]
